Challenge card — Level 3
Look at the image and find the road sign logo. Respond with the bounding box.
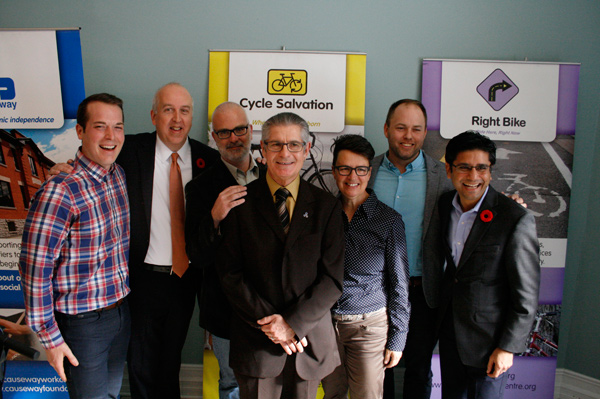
[476,69,519,111]
[267,69,307,95]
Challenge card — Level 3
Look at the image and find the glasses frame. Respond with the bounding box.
[333,165,372,176]
[451,163,491,174]
[263,140,306,153]
[215,125,249,139]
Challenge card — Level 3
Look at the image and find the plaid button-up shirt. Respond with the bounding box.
[19,150,130,349]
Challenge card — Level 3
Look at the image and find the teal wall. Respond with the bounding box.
[2,0,599,378]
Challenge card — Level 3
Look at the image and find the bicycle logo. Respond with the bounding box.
[267,69,307,95]
[497,173,567,218]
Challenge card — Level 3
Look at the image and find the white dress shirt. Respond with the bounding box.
[144,137,192,266]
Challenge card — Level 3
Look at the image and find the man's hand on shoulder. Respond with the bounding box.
[45,342,79,382]
[503,192,527,208]
[48,160,74,178]
[211,185,248,228]
[257,314,308,355]
[486,348,513,378]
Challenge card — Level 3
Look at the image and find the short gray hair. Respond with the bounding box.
[262,112,310,143]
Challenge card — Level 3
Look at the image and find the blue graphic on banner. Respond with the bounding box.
[0,270,24,309]
[2,361,69,398]
[56,30,85,120]
[0,78,16,101]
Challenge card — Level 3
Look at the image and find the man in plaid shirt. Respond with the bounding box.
[19,93,130,399]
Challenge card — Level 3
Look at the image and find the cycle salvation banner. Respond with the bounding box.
[208,50,366,164]
[205,49,366,399]
[421,58,580,399]
[1,28,85,399]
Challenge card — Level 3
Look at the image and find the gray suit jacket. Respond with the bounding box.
[438,186,540,368]
[368,151,453,308]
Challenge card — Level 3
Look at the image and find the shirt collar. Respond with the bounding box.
[223,155,260,179]
[266,173,300,202]
[382,150,425,174]
[451,186,490,215]
[155,134,191,164]
[356,188,379,220]
[75,148,113,182]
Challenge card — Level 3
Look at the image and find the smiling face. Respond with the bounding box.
[76,101,124,170]
[261,124,309,187]
[212,104,253,170]
[333,150,371,203]
[151,84,193,152]
[446,149,492,211]
[384,103,427,172]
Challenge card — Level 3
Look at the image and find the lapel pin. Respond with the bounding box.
[303,212,309,218]
[480,209,493,222]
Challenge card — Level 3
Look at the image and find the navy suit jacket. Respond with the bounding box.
[438,186,540,368]
[217,175,345,380]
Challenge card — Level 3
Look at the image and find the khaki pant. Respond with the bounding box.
[322,308,388,399]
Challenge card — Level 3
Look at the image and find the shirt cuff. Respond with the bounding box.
[36,323,65,349]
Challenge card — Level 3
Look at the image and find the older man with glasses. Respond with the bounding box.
[185,102,263,399]
[216,112,345,399]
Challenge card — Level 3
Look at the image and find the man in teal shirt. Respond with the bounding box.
[369,99,452,399]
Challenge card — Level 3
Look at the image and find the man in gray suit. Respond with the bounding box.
[437,131,539,399]
[368,99,452,399]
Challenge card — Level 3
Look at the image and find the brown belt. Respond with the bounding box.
[94,297,125,313]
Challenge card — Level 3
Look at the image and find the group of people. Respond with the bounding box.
[17,83,540,399]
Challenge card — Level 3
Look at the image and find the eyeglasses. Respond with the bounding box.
[334,165,371,176]
[215,125,249,139]
[263,141,306,153]
[452,164,491,174]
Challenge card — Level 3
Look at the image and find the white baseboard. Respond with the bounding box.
[120,363,203,399]
[555,368,600,399]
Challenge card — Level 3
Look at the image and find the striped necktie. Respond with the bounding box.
[275,187,291,234]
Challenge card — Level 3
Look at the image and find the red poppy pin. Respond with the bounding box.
[196,158,206,169]
[480,210,493,223]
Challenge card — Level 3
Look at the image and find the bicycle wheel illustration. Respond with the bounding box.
[289,80,303,93]
[308,169,338,196]
[498,174,567,218]
[271,79,285,92]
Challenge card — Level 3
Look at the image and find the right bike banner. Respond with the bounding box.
[422,58,579,398]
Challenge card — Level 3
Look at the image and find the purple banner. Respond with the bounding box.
[430,355,557,399]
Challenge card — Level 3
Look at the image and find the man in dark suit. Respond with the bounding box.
[185,102,264,399]
[216,112,345,399]
[118,83,219,398]
[437,131,540,399]
[369,99,453,399]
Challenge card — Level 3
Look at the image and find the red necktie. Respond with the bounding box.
[170,153,189,277]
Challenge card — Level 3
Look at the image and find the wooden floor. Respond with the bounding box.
[119,364,407,399]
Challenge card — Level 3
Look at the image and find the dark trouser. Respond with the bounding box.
[57,298,130,399]
[235,356,319,399]
[383,280,438,399]
[127,265,197,399]
[438,307,508,399]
